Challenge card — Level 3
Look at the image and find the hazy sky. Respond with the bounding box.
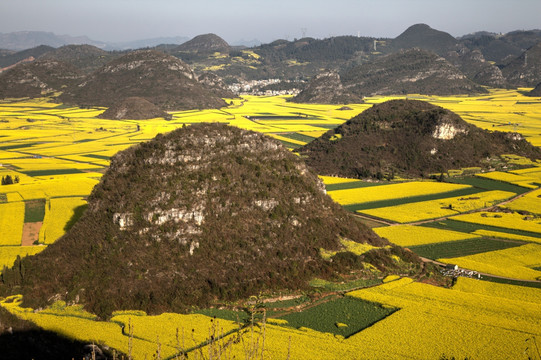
[1,0,540,44]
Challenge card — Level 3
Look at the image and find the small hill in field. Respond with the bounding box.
[389,24,460,56]
[38,44,117,74]
[290,70,363,104]
[502,42,541,87]
[98,97,171,120]
[175,34,230,53]
[0,59,83,99]
[297,100,541,179]
[0,124,418,318]
[59,50,226,110]
[341,48,487,96]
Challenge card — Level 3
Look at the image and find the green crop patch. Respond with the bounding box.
[252,115,320,120]
[82,154,111,160]
[423,219,541,239]
[22,169,84,177]
[409,237,525,260]
[24,199,46,223]
[326,181,387,192]
[0,142,40,151]
[276,139,302,149]
[276,133,316,143]
[310,277,383,292]
[479,275,541,289]
[315,124,341,129]
[0,193,6,203]
[193,308,249,323]
[343,187,483,212]
[278,296,396,338]
[448,176,530,195]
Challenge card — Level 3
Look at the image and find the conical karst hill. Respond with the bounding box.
[297,100,541,179]
[98,97,171,120]
[389,23,460,56]
[341,48,487,97]
[59,50,226,111]
[38,44,117,74]
[0,59,83,99]
[1,123,397,318]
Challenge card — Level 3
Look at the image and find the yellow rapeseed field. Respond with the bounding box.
[373,225,479,247]
[476,171,539,189]
[503,188,541,215]
[510,166,541,178]
[472,229,541,243]
[328,181,471,206]
[347,277,541,359]
[320,238,379,259]
[453,211,541,235]
[111,312,240,350]
[438,243,541,280]
[0,201,25,245]
[361,190,515,223]
[39,197,87,244]
[0,246,45,269]
[318,175,358,185]
[0,296,176,360]
[1,91,541,359]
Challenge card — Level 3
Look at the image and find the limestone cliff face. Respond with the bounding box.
[432,122,467,140]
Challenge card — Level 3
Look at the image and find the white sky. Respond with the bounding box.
[1,0,540,43]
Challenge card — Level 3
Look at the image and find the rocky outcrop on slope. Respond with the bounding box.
[291,70,363,104]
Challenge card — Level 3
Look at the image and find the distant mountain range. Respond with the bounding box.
[1,24,540,105]
[0,31,106,51]
[0,31,260,51]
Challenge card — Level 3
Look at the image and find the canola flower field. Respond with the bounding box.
[1,88,541,358]
[2,276,540,360]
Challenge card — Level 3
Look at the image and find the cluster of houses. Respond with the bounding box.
[441,263,481,279]
[228,79,302,96]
